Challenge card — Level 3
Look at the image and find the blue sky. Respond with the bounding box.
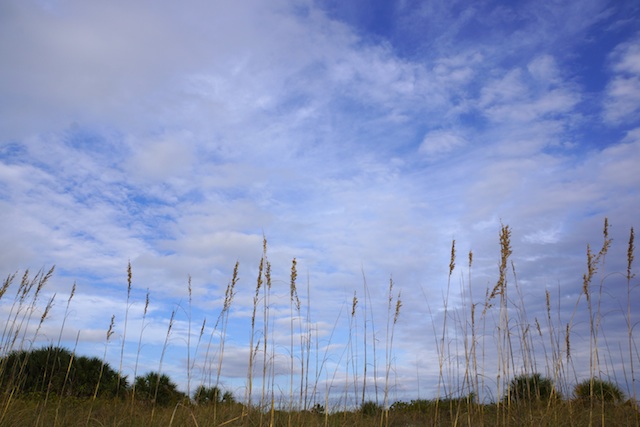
[1,0,639,406]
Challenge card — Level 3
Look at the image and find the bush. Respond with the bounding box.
[361,400,382,416]
[193,385,236,405]
[506,373,556,403]
[310,403,325,414]
[194,385,221,405]
[133,372,186,406]
[0,346,127,398]
[574,378,625,403]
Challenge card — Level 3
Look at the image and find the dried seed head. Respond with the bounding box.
[290,258,298,299]
[351,292,358,318]
[491,224,513,303]
[167,310,176,334]
[449,240,456,275]
[583,244,594,301]
[144,289,150,315]
[69,282,76,302]
[265,261,272,290]
[199,318,207,338]
[545,290,551,315]
[0,273,16,300]
[628,227,635,281]
[471,303,476,329]
[107,315,116,341]
[256,258,264,294]
[597,217,612,262]
[394,292,402,324]
[40,294,56,324]
[232,261,239,286]
[127,261,132,297]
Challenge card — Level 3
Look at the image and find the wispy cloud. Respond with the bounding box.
[604,35,640,123]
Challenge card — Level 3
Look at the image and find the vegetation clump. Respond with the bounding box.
[506,373,557,403]
[574,378,625,403]
[0,346,127,399]
[360,400,382,416]
[132,371,186,406]
[193,384,236,405]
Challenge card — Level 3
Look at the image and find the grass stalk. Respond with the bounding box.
[86,315,115,426]
[435,240,456,422]
[151,309,175,423]
[131,288,150,411]
[117,262,133,400]
[627,226,637,425]
[245,244,264,413]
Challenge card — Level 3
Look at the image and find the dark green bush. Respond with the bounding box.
[574,378,625,403]
[0,346,127,398]
[133,371,186,406]
[506,373,556,403]
[193,385,235,405]
[361,400,382,416]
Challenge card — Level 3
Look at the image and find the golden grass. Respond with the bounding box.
[0,219,638,426]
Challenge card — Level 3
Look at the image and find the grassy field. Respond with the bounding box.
[0,219,638,426]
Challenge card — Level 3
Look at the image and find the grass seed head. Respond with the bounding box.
[628,227,635,280]
[290,258,298,299]
[394,292,402,324]
[351,292,358,318]
[127,261,132,297]
[449,240,456,275]
[107,315,116,341]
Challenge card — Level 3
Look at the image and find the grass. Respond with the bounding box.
[0,219,638,426]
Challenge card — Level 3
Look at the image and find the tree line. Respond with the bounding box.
[0,346,236,407]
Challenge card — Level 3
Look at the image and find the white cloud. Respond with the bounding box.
[523,227,562,244]
[419,130,466,158]
[604,37,640,123]
[612,39,640,74]
[527,54,560,84]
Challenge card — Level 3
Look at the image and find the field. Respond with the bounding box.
[0,220,638,426]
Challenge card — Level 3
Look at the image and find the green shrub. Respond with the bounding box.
[133,371,186,406]
[193,385,236,405]
[574,378,625,403]
[506,373,556,403]
[361,400,382,416]
[0,346,127,398]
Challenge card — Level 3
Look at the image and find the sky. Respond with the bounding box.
[1,0,639,407]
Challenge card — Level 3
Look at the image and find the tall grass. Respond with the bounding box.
[0,219,638,426]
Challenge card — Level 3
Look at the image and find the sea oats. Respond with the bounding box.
[628,227,635,280]
[449,240,456,275]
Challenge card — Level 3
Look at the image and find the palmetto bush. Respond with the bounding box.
[193,385,235,405]
[505,373,557,403]
[0,346,126,398]
[361,400,383,416]
[133,371,186,406]
[574,378,625,403]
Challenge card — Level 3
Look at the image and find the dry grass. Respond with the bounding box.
[0,219,638,426]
